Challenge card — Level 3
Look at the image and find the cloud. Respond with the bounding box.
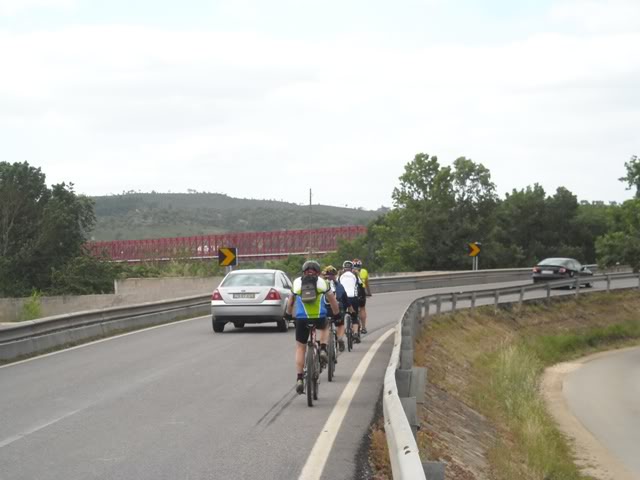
[1,12,639,209]
[550,0,640,33]
[0,0,75,16]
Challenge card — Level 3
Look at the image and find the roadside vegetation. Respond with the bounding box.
[366,290,640,480]
[2,154,639,298]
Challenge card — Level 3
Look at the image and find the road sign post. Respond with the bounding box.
[467,242,481,271]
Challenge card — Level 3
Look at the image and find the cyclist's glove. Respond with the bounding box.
[283,312,293,321]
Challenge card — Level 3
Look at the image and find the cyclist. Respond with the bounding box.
[322,265,349,352]
[284,260,340,394]
[338,260,362,343]
[352,258,371,334]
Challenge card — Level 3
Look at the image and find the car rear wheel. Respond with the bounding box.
[212,320,225,333]
[277,319,289,332]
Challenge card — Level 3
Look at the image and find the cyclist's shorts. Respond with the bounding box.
[347,298,360,324]
[295,317,328,344]
[333,312,345,327]
[358,296,367,307]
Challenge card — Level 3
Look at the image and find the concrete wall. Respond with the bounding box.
[0,277,223,323]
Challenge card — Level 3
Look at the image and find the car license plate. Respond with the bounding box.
[233,293,255,299]
[542,270,553,274]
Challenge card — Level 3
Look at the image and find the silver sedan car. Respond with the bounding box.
[211,269,293,333]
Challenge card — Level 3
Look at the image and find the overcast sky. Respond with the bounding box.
[1,0,639,210]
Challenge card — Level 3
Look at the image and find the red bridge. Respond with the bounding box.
[87,226,367,262]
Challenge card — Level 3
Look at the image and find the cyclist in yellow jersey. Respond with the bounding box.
[352,259,371,334]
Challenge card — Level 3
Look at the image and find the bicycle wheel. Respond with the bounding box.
[306,343,314,407]
[327,328,335,382]
[345,313,353,351]
[313,348,319,401]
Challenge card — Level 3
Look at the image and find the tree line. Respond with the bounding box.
[1,156,639,298]
[317,154,640,274]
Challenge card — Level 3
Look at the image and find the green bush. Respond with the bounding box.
[21,291,42,321]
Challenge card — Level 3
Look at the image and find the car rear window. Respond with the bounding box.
[538,258,569,266]
[221,273,275,287]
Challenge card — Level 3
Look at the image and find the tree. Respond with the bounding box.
[0,162,96,296]
[389,154,499,271]
[595,198,640,272]
[619,155,640,198]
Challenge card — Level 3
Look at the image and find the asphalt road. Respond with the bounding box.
[0,288,440,480]
[563,346,640,479]
[0,276,636,480]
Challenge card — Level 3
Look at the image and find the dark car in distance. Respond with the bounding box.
[532,258,593,287]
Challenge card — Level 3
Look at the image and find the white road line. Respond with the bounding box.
[0,409,81,449]
[298,327,395,480]
[0,315,208,369]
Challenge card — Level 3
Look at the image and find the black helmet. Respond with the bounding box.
[342,260,353,269]
[302,260,321,274]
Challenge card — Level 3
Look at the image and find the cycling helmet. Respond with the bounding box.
[322,265,338,275]
[302,260,321,274]
[342,260,353,269]
[352,258,363,268]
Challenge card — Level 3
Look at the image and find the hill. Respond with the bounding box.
[90,192,385,240]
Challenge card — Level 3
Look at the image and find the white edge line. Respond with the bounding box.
[0,315,209,369]
[298,327,395,480]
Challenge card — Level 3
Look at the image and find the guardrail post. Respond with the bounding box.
[494,290,499,312]
[400,397,419,438]
[423,462,446,480]
[423,298,430,319]
[519,286,525,307]
[637,273,640,290]
[471,291,476,309]
[436,295,442,314]
[451,293,457,312]
[546,283,551,304]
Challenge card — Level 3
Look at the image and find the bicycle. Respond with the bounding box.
[327,317,338,382]
[303,321,322,407]
[344,311,354,352]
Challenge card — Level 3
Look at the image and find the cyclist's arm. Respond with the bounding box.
[285,294,295,316]
[325,290,340,317]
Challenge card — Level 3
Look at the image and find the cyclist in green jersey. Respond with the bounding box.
[284,260,341,394]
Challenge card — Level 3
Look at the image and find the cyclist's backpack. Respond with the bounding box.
[300,275,318,303]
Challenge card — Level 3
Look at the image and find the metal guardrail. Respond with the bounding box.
[0,268,539,362]
[383,270,639,479]
[0,294,211,361]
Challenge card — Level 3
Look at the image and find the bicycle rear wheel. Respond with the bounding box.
[306,344,314,407]
[327,328,335,382]
[345,313,353,351]
[313,349,319,400]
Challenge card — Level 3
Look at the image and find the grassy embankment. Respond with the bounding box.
[369,289,640,480]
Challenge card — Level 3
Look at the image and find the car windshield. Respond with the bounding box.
[538,258,570,266]
[221,272,275,287]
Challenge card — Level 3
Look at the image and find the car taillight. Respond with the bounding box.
[532,267,540,273]
[559,268,567,274]
[212,289,223,301]
[266,288,281,300]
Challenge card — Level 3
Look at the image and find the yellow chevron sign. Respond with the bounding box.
[468,242,481,257]
[218,247,238,266]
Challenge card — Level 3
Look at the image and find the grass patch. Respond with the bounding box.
[404,289,640,480]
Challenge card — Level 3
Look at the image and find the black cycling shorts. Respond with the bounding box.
[295,317,328,344]
[346,298,360,324]
[358,296,367,307]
